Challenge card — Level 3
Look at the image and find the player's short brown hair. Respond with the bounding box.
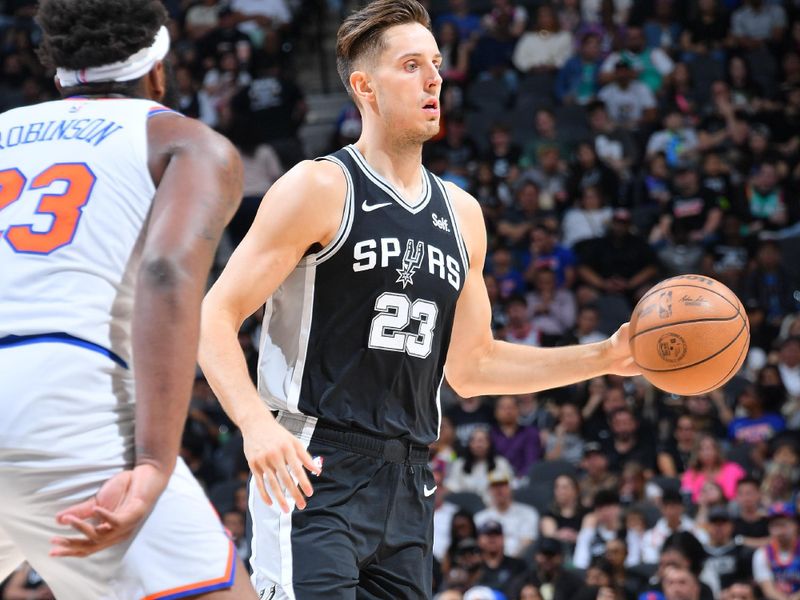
[336,0,431,96]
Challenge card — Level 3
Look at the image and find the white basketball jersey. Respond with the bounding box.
[0,98,174,366]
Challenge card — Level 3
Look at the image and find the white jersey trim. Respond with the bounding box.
[344,145,432,215]
[432,174,470,275]
[286,264,316,414]
[306,155,354,266]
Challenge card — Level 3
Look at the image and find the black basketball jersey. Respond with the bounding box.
[257,145,469,445]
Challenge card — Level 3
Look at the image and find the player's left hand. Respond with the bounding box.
[50,463,168,558]
[603,322,641,377]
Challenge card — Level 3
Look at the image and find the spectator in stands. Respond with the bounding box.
[512,5,573,74]
[577,207,660,304]
[483,122,522,181]
[642,489,708,564]
[508,537,586,600]
[491,395,542,478]
[643,0,682,53]
[482,0,528,40]
[727,384,786,445]
[639,533,716,600]
[760,440,800,506]
[681,434,746,503]
[598,58,658,130]
[560,304,607,346]
[522,146,569,212]
[496,181,544,251]
[703,506,753,592]
[540,474,585,554]
[646,110,700,169]
[436,22,473,86]
[743,163,790,234]
[601,407,657,475]
[503,295,541,347]
[445,537,485,593]
[745,248,797,333]
[723,582,758,600]
[544,402,585,465]
[658,414,698,477]
[447,427,515,503]
[556,32,603,106]
[562,186,613,248]
[587,101,638,180]
[752,502,800,600]
[574,489,633,569]
[680,0,729,63]
[446,395,496,451]
[702,213,752,293]
[526,268,576,342]
[567,141,620,206]
[652,167,722,246]
[733,477,770,549]
[520,108,571,170]
[476,469,540,558]
[184,0,222,41]
[474,520,528,595]
[523,224,577,289]
[579,441,619,509]
[662,566,702,600]
[436,0,482,41]
[469,8,516,82]
[434,112,479,176]
[600,26,675,94]
[730,0,787,49]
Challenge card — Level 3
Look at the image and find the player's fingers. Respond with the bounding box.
[295,441,321,475]
[288,455,314,499]
[62,516,100,541]
[263,469,288,513]
[275,465,304,511]
[56,498,97,523]
[252,466,272,506]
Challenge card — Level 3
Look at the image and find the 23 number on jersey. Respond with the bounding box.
[0,163,96,254]
[369,292,439,359]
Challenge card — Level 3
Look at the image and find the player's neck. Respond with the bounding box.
[353,133,423,196]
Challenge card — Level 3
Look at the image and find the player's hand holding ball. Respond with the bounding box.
[241,409,322,513]
[629,274,750,395]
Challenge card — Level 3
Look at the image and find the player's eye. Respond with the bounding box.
[405,62,418,72]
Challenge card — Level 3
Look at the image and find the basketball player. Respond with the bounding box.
[0,0,256,598]
[199,1,638,598]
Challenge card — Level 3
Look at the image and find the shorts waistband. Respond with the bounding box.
[0,333,129,369]
[312,421,430,465]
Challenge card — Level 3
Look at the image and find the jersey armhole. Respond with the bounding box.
[306,155,354,266]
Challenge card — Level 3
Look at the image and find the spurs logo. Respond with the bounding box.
[396,239,425,288]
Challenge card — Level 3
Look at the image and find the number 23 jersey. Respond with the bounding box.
[258,145,469,445]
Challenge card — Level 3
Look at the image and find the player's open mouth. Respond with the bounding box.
[422,99,439,116]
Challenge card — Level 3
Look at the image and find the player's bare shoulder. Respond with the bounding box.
[147,112,241,189]
[262,158,348,247]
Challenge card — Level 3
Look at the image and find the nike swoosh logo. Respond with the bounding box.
[424,485,437,497]
[362,200,393,212]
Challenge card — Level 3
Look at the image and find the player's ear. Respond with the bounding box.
[146,60,167,103]
[350,70,374,105]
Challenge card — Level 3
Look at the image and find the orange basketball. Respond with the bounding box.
[629,275,750,396]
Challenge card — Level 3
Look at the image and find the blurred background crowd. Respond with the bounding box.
[2,0,800,599]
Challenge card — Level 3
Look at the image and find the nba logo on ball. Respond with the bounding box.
[630,274,750,395]
[657,333,687,362]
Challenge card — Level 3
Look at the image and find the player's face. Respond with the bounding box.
[370,23,442,143]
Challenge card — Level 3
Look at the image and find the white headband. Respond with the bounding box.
[56,25,170,87]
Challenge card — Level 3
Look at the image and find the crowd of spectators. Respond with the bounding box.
[3,0,800,599]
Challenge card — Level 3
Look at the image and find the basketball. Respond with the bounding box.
[629,275,750,396]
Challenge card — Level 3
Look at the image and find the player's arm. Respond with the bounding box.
[443,183,639,398]
[51,115,242,557]
[198,160,344,512]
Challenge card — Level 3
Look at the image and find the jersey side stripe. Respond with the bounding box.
[344,145,432,215]
[432,174,470,274]
[310,155,354,266]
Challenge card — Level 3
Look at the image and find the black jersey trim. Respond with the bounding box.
[308,155,355,266]
[432,174,470,275]
[344,145,432,214]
